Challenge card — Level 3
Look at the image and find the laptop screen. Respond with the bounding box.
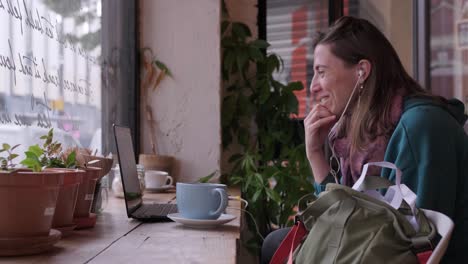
[113,124,143,215]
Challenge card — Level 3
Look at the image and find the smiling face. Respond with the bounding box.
[310,44,360,116]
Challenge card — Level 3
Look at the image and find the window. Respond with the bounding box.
[430,0,468,109]
[0,0,137,159]
[266,0,329,119]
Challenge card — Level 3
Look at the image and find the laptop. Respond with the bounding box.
[113,124,178,221]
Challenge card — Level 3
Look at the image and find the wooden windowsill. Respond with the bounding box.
[4,187,241,264]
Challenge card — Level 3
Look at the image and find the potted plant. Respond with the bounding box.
[61,147,102,229]
[138,47,176,177]
[19,129,84,236]
[0,142,64,256]
[221,4,314,254]
[82,152,113,213]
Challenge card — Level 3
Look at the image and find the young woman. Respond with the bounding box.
[262,16,467,263]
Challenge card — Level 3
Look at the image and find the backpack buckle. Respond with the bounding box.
[411,233,441,254]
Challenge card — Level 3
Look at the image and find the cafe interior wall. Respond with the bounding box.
[138,0,222,183]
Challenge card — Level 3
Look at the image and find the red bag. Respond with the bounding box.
[269,221,308,264]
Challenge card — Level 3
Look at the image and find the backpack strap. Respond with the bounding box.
[323,197,356,263]
[269,221,307,264]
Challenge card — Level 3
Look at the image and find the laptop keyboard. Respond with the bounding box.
[134,203,178,218]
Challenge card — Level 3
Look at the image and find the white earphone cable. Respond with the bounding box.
[327,74,363,183]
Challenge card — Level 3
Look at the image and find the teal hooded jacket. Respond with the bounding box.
[314,97,468,262]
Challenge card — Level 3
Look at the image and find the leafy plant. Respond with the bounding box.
[20,129,77,172]
[0,143,20,171]
[140,47,173,155]
[221,2,314,253]
[197,170,218,183]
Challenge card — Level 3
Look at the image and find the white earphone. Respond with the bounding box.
[358,69,364,78]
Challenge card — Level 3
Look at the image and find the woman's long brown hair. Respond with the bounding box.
[313,16,445,153]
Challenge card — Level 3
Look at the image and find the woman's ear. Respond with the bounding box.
[357,59,371,82]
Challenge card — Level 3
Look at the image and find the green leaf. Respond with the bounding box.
[288,81,303,91]
[10,144,20,151]
[235,49,249,79]
[223,50,236,73]
[251,39,270,49]
[24,151,39,160]
[27,145,44,158]
[232,22,251,40]
[267,54,281,74]
[287,94,299,114]
[251,189,262,202]
[245,173,253,190]
[0,158,7,169]
[241,154,255,172]
[254,173,264,185]
[20,157,40,168]
[154,60,173,78]
[248,47,263,61]
[45,137,52,147]
[2,144,10,151]
[49,158,65,168]
[7,154,18,161]
[257,79,270,104]
[221,37,235,48]
[198,171,217,183]
[65,151,76,168]
[266,188,282,204]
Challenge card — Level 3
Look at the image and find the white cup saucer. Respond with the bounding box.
[145,185,175,193]
[167,213,236,228]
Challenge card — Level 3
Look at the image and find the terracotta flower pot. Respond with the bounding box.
[73,167,101,218]
[45,169,85,228]
[81,155,113,213]
[0,170,64,238]
[82,155,113,178]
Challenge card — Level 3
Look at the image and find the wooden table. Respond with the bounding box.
[0,188,242,264]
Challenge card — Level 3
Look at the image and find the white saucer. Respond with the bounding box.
[167,213,236,228]
[145,185,175,193]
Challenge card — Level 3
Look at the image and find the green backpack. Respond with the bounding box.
[293,162,437,264]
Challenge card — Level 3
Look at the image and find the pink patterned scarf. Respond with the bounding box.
[329,94,404,186]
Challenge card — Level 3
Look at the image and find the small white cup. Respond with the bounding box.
[145,170,173,188]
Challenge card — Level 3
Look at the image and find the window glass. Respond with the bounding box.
[347,0,414,77]
[266,0,329,118]
[430,0,468,110]
[0,0,101,157]
[0,0,137,159]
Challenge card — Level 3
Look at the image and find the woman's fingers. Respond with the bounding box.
[305,105,334,124]
[305,106,336,154]
[309,115,336,130]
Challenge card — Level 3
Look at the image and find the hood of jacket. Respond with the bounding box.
[404,97,468,126]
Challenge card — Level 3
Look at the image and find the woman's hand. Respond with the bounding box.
[304,104,336,183]
[304,104,336,158]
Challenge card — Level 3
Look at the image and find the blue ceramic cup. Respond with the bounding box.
[176,183,228,220]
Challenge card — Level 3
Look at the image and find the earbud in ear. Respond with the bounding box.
[358,69,364,77]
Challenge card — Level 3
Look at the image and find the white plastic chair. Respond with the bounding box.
[421,209,454,264]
